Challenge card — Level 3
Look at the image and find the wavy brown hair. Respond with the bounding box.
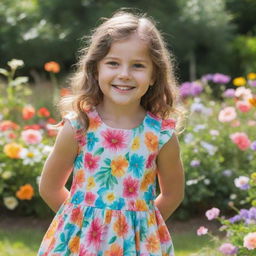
[56,9,187,133]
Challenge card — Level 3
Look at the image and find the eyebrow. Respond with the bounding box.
[104,56,148,63]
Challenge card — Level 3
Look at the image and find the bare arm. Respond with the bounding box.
[155,133,185,221]
[39,121,79,212]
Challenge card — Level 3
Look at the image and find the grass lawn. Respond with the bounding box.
[0,227,218,256]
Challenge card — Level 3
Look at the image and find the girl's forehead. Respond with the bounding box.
[105,33,151,60]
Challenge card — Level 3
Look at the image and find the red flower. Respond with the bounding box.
[85,192,96,205]
[84,153,100,172]
[123,176,139,198]
[22,105,35,120]
[101,129,128,151]
[146,153,157,168]
[24,124,41,130]
[37,107,50,117]
[162,118,176,130]
[47,118,57,124]
[0,120,19,131]
[86,218,104,249]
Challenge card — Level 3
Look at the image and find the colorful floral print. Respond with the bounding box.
[38,107,175,255]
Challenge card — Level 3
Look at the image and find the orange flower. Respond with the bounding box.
[248,97,256,107]
[104,209,113,224]
[0,120,19,131]
[45,219,58,239]
[37,107,50,117]
[113,214,129,237]
[60,88,71,96]
[89,116,101,130]
[22,105,35,120]
[111,156,128,177]
[158,225,171,243]
[68,236,80,253]
[146,233,160,253]
[141,170,155,191]
[148,212,156,226]
[145,132,158,152]
[4,142,22,158]
[44,61,60,73]
[71,207,83,227]
[104,243,123,256]
[16,184,34,200]
[135,199,148,211]
[74,170,85,186]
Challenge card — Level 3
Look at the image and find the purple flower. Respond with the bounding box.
[248,80,256,87]
[234,176,250,190]
[249,207,256,220]
[190,82,203,96]
[223,88,235,98]
[190,159,200,167]
[222,169,233,177]
[179,82,192,98]
[229,214,242,223]
[251,141,256,151]
[201,74,214,82]
[239,209,249,219]
[212,73,231,84]
[219,243,237,255]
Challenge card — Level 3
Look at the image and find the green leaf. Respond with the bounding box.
[94,147,104,155]
[108,236,117,244]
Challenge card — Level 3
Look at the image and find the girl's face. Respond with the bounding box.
[97,33,154,109]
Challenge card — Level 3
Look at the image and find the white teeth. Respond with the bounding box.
[113,85,134,90]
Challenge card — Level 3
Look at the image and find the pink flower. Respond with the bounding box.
[101,129,128,151]
[243,232,256,250]
[146,153,157,168]
[84,153,100,172]
[218,243,237,255]
[123,176,139,198]
[86,218,104,249]
[21,129,42,144]
[205,207,220,220]
[230,132,251,150]
[197,226,208,236]
[162,118,176,130]
[85,192,96,205]
[218,107,237,122]
[236,100,252,112]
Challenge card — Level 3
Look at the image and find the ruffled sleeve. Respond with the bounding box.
[158,118,176,151]
[62,112,86,151]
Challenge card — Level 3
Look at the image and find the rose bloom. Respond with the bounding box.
[3,142,22,158]
[0,120,19,131]
[16,184,34,200]
[244,232,256,250]
[218,107,237,122]
[22,105,35,120]
[230,132,251,150]
[44,61,60,73]
[236,100,252,112]
[197,226,208,236]
[21,129,42,145]
[205,207,220,220]
[218,243,237,255]
[3,196,18,210]
[37,107,50,117]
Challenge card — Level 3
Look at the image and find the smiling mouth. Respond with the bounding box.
[112,85,135,91]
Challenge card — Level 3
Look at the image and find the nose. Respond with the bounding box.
[118,66,131,81]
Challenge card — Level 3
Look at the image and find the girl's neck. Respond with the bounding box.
[95,102,146,128]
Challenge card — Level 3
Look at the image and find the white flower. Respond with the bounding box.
[234,176,250,190]
[200,141,218,155]
[20,147,42,166]
[230,194,237,200]
[186,179,198,186]
[2,171,12,180]
[4,196,18,210]
[7,59,24,70]
[42,145,54,155]
[235,87,252,100]
[210,130,219,136]
[204,179,210,185]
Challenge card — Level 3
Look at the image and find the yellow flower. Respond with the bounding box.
[248,97,256,107]
[135,199,148,211]
[86,176,95,190]
[148,212,156,226]
[69,236,80,253]
[3,142,22,159]
[233,77,246,86]
[247,72,256,80]
[111,156,128,177]
[105,192,115,202]
[131,137,140,150]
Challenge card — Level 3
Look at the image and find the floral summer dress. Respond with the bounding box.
[38,107,176,256]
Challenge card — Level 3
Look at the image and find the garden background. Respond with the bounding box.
[1,0,256,255]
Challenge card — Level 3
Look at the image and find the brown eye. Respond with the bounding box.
[106,61,119,66]
[134,63,145,68]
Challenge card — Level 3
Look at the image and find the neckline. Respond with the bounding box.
[93,106,148,131]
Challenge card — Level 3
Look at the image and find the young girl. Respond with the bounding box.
[38,10,185,256]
